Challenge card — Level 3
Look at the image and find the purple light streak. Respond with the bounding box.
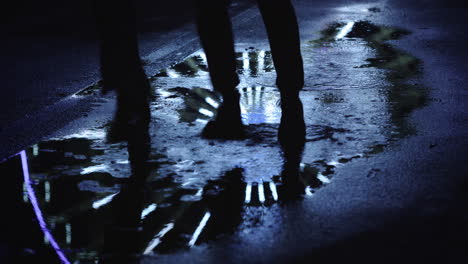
[20,150,71,264]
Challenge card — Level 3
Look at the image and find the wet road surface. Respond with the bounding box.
[2,0,468,263]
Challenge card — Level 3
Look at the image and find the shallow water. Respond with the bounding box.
[0,20,429,263]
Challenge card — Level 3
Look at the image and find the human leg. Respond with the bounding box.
[95,0,150,142]
[196,0,244,138]
[256,0,306,151]
[256,0,304,93]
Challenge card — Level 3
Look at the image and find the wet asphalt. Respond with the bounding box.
[1,0,468,263]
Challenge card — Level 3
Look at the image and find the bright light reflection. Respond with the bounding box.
[166,69,180,78]
[205,97,219,108]
[243,52,249,72]
[80,164,108,175]
[199,52,208,65]
[317,173,331,184]
[259,50,265,72]
[188,212,211,247]
[240,104,248,124]
[327,160,341,167]
[245,183,252,204]
[59,129,106,140]
[258,182,266,203]
[143,223,174,255]
[305,186,314,196]
[92,193,119,209]
[335,21,355,40]
[141,203,157,219]
[198,108,214,117]
[269,182,278,201]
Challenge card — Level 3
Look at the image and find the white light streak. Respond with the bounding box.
[205,97,219,108]
[335,22,355,40]
[327,160,341,167]
[259,50,265,72]
[199,52,208,65]
[92,193,119,209]
[269,182,278,201]
[141,204,157,219]
[243,52,249,72]
[240,104,248,124]
[80,164,108,175]
[198,108,214,117]
[317,173,331,184]
[60,129,106,140]
[258,182,266,203]
[245,183,252,204]
[188,212,211,247]
[305,186,314,196]
[143,223,175,255]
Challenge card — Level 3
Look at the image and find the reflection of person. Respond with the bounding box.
[95,1,151,262]
[196,0,305,140]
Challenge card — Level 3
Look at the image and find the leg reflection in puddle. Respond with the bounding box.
[196,0,304,140]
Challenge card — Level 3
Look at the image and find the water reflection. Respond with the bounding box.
[236,48,274,77]
[154,49,273,79]
[0,20,431,263]
[155,52,209,78]
[310,20,427,137]
[177,86,281,126]
[0,126,334,262]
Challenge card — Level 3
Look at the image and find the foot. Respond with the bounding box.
[202,90,245,139]
[278,93,306,150]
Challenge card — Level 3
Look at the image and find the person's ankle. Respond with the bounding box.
[220,90,240,103]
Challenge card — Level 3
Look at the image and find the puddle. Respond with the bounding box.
[0,20,430,263]
[1,145,320,262]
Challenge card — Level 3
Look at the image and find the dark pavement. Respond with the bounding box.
[1,0,468,263]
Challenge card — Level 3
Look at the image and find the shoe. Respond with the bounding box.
[202,90,245,139]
